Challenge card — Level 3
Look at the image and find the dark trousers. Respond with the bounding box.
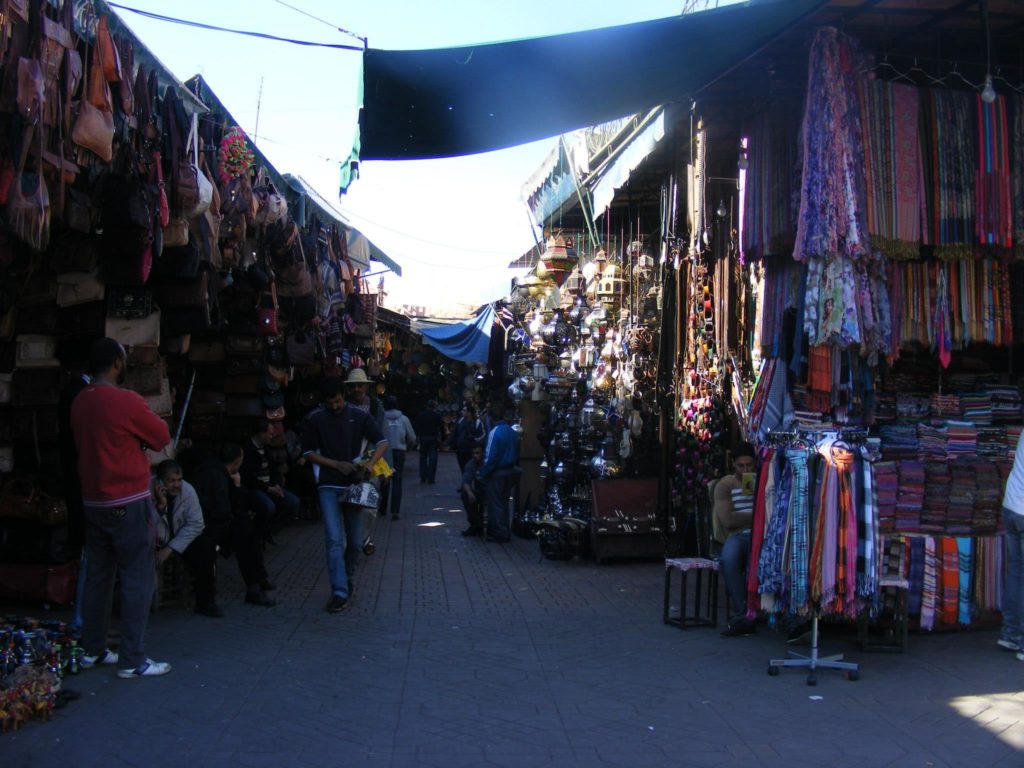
[390,450,406,516]
[181,531,218,607]
[419,437,438,482]
[456,449,472,473]
[81,499,156,670]
[484,468,519,540]
[461,489,483,530]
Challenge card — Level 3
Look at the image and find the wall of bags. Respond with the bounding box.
[0,0,379,573]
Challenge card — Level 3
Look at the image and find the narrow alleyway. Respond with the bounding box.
[4,452,1022,767]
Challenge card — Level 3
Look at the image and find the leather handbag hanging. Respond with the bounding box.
[50,232,99,273]
[258,282,280,337]
[15,335,59,368]
[155,270,209,308]
[8,125,51,252]
[96,15,121,83]
[107,286,153,319]
[287,329,316,367]
[71,34,114,163]
[125,343,160,367]
[184,113,213,218]
[105,309,161,347]
[188,338,226,365]
[190,388,226,415]
[226,357,262,376]
[225,334,263,357]
[223,374,261,396]
[56,270,105,307]
[125,362,163,396]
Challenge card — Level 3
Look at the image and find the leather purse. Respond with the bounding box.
[105,309,161,347]
[226,335,263,357]
[155,271,209,308]
[188,413,224,439]
[107,286,153,319]
[265,405,286,422]
[287,330,317,367]
[71,38,114,162]
[8,126,50,252]
[162,335,191,356]
[50,233,99,272]
[162,216,189,248]
[258,283,280,337]
[56,270,105,307]
[125,362,163,396]
[189,338,226,365]
[96,15,122,82]
[125,344,160,367]
[15,335,59,368]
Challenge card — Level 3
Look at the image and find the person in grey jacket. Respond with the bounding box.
[384,396,417,520]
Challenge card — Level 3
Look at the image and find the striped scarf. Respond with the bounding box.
[857,452,878,598]
[746,450,775,616]
[787,449,812,615]
[974,94,1012,248]
[941,537,960,625]
[921,536,938,630]
[758,453,794,612]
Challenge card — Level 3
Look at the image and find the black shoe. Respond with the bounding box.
[462,527,483,537]
[721,620,756,637]
[259,580,276,592]
[245,589,276,607]
[325,595,348,613]
[362,540,375,556]
[194,602,225,618]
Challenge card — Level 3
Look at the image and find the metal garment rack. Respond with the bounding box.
[762,429,865,684]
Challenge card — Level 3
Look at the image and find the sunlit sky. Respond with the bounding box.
[117,1,689,312]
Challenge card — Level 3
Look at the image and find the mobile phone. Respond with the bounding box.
[741,473,756,495]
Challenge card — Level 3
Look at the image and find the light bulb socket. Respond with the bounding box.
[737,152,749,171]
[715,200,727,219]
[981,75,996,104]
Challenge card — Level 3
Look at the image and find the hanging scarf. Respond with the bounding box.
[940,537,960,625]
[975,94,1012,249]
[907,536,925,616]
[786,449,811,615]
[758,454,793,611]
[857,452,877,598]
[921,89,977,258]
[957,537,973,625]
[921,536,938,630]
[1013,94,1024,256]
[746,450,776,614]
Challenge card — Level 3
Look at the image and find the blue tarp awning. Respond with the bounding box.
[419,306,496,364]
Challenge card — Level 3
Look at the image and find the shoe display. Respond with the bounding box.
[259,579,277,592]
[117,659,171,679]
[194,603,225,618]
[245,589,277,607]
[721,620,756,637]
[462,527,482,537]
[81,649,119,668]
[325,595,348,613]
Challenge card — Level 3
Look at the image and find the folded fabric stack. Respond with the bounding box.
[874,392,897,422]
[945,461,976,535]
[1007,425,1023,459]
[929,393,961,419]
[917,421,948,462]
[791,409,825,428]
[921,462,951,533]
[873,460,899,533]
[944,420,977,460]
[895,460,925,532]
[880,423,919,460]
[976,426,1007,458]
[972,460,1002,534]
[896,393,930,421]
[958,392,993,425]
[987,385,1022,423]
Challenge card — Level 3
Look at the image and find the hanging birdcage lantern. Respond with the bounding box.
[597,262,624,311]
[541,233,579,287]
[564,266,586,297]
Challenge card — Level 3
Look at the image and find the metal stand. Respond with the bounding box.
[767,615,859,685]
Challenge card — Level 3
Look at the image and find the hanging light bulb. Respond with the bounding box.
[715,200,727,219]
[737,151,749,171]
[981,74,997,104]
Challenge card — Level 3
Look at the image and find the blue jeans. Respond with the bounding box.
[419,438,438,482]
[1003,508,1024,644]
[720,530,752,624]
[319,488,363,599]
[248,488,301,539]
[390,450,406,517]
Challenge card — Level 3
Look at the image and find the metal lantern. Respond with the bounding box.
[541,234,579,287]
[565,266,586,297]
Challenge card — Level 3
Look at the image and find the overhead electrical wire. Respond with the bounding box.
[270,0,364,44]
[107,3,366,50]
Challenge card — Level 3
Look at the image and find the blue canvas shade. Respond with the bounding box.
[419,306,496,364]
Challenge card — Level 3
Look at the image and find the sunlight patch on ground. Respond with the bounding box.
[948,693,1024,749]
[418,521,446,528]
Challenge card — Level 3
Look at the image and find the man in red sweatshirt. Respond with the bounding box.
[71,338,173,679]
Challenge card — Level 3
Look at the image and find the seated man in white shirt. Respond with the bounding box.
[713,442,757,637]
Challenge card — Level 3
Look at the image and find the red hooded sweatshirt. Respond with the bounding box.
[71,383,171,507]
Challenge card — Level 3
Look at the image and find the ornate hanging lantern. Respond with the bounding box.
[541,232,579,287]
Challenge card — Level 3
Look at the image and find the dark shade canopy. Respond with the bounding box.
[419,306,496,364]
[360,0,827,160]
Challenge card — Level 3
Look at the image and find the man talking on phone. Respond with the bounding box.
[713,442,758,637]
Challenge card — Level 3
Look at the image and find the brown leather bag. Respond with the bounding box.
[96,15,121,83]
[72,41,113,162]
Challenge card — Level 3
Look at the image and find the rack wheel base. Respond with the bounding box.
[767,666,779,676]
[806,674,817,686]
[847,670,859,681]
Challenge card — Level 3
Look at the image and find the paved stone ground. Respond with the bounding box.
[4,451,1024,767]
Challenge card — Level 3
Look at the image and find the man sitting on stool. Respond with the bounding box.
[714,442,757,637]
[241,418,300,545]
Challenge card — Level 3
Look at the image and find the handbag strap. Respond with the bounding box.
[269,280,278,310]
[187,110,197,164]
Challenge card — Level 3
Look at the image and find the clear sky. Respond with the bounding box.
[116,1,690,313]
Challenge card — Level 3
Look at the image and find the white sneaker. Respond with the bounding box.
[997,638,1021,652]
[117,659,172,679]
[81,649,119,668]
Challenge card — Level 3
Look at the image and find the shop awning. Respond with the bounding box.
[360,0,828,160]
[590,109,665,215]
[419,305,496,364]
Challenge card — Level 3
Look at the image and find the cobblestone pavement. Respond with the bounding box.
[4,452,1024,767]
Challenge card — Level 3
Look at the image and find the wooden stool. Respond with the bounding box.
[857,576,910,652]
[664,557,720,629]
[153,554,194,612]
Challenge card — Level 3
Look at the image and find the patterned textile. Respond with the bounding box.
[907,536,925,616]
[920,89,976,258]
[758,453,794,612]
[921,537,938,630]
[957,537,973,625]
[941,537,960,625]
[746,450,776,613]
[1013,95,1024,256]
[974,95,1012,248]
[857,452,877,598]
[742,104,800,261]
[786,449,811,615]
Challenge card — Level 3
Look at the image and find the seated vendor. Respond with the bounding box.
[713,442,757,637]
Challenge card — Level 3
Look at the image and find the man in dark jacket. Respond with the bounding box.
[240,419,300,545]
[452,405,485,472]
[414,399,443,484]
[191,444,275,609]
[479,402,521,543]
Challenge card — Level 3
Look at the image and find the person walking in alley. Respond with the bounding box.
[479,402,520,543]
[71,338,172,679]
[383,396,417,520]
[452,405,485,472]
[1000,428,1024,658]
[303,377,389,612]
[415,399,443,484]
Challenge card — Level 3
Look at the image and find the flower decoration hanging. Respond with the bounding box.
[218,126,256,183]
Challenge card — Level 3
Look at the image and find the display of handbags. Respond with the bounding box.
[105,309,160,347]
[15,335,59,368]
[107,286,153,319]
[56,270,105,307]
[188,338,225,365]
